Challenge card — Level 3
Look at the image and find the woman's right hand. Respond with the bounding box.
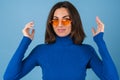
[22,22,35,40]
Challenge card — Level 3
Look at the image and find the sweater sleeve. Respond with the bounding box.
[88,32,119,80]
[3,36,38,80]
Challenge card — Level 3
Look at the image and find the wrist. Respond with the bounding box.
[93,32,104,42]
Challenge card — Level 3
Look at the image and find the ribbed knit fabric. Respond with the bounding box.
[4,32,119,80]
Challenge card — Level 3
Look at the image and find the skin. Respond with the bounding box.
[22,21,35,40]
[22,8,104,40]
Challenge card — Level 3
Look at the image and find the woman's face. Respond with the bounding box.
[52,8,72,37]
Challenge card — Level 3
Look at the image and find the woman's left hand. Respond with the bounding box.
[92,16,104,36]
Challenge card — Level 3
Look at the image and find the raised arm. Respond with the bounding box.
[3,22,37,80]
[89,17,119,80]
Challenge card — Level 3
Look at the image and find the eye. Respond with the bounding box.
[62,18,71,26]
[51,19,59,27]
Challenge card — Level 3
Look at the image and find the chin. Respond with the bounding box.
[56,33,69,37]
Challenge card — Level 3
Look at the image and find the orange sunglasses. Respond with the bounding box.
[50,18,72,27]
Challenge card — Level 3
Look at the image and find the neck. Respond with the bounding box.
[55,35,73,46]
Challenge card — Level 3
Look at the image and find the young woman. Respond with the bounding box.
[4,1,119,80]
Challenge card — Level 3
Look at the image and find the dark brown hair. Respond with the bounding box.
[45,1,86,44]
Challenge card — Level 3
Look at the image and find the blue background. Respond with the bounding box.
[0,0,120,80]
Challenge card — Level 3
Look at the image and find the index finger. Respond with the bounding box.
[96,16,103,25]
[25,21,34,29]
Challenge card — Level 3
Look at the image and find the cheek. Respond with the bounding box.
[67,26,72,33]
[52,27,59,35]
[52,27,57,32]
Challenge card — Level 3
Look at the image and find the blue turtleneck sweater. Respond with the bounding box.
[4,32,119,80]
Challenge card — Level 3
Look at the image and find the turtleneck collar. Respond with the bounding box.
[55,35,73,46]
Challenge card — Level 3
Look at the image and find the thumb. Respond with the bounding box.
[91,27,96,36]
[31,29,35,40]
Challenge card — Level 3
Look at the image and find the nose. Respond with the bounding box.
[58,20,63,27]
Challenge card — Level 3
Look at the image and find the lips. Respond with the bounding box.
[57,29,66,33]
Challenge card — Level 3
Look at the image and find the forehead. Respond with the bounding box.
[53,8,69,17]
